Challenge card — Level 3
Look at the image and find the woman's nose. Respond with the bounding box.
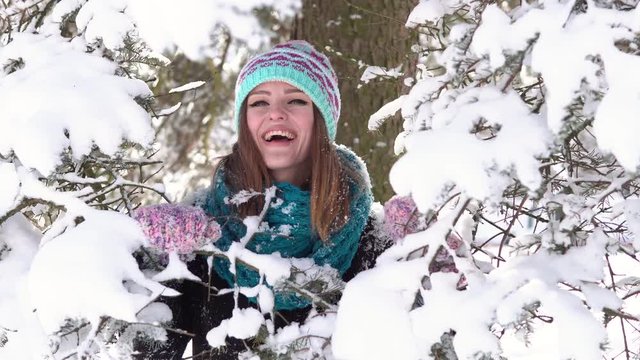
[268,103,286,121]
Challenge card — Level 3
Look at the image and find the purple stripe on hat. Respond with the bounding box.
[277,43,334,72]
[241,55,335,93]
[271,47,338,84]
[271,45,336,81]
[239,50,335,88]
[241,45,332,80]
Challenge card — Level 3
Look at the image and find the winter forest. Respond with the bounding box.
[2,0,640,359]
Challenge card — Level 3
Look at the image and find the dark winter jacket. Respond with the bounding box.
[138,219,387,360]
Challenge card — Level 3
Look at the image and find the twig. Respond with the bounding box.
[126,321,196,338]
[0,198,60,225]
[497,195,528,267]
[0,325,17,332]
[525,308,553,323]
[342,0,407,26]
[606,254,631,360]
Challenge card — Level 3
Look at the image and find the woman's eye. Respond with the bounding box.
[289,99,309,106]
[248,100,268,107]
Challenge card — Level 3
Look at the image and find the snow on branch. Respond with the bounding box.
[391,86,551,212]
[168,81,205,94]
[0,33,154,176]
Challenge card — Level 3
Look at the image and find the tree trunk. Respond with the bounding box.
[293,0,418,202]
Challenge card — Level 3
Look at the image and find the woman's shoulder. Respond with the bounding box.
[335,144,371,191]
[182,164,231,216]
[180,187,210,207]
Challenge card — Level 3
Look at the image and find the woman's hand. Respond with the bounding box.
[383,195,466,288]
[382,195,421,242]
[133,204,221,254]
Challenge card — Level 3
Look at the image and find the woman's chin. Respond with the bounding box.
[265,160,299,172]
[266,161,309,184]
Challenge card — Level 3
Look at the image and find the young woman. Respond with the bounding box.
[140,41,374,359]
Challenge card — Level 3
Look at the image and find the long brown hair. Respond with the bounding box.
[217,104,354,241]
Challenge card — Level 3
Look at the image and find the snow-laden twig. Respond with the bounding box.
[168,81,206,94]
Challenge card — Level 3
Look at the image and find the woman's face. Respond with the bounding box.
[245,81,315,185]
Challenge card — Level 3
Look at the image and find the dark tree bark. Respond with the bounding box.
[293,0,418,201]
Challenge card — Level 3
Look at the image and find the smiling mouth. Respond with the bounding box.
[264,130,296,142]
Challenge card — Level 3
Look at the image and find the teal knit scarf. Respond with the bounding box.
[201,146,372,310]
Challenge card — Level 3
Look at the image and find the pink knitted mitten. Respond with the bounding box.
[133,204,221,254]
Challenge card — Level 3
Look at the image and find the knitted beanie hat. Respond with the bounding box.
[234,40,341,141]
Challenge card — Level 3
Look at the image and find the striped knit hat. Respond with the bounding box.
[234,40,341,141]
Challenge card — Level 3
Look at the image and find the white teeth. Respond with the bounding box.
[264,130,295,141]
